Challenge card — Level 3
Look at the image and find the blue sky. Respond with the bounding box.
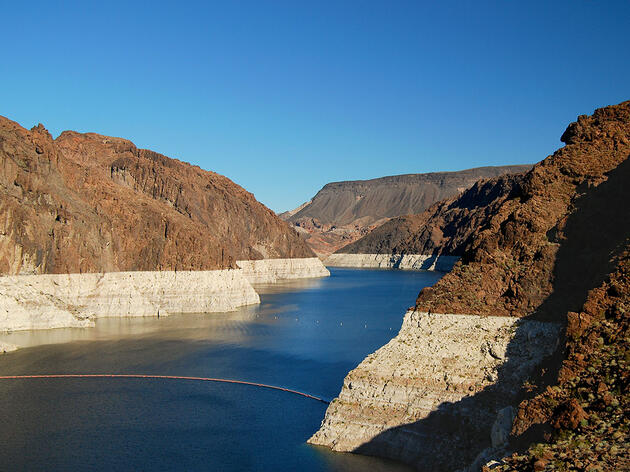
[2,1,629,212]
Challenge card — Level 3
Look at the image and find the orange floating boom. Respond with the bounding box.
[0,374,330,404]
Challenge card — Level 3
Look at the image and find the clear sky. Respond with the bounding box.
[2,1,629,212]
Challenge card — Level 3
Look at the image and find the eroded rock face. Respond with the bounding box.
[236,257,330,284]
[0,269,260,331]
[280,165,531,256]
[415,101,630,318]
[310,100,630,470]
[309,311,560,471]
[0,116,313,275]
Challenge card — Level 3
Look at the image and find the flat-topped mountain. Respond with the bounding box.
[311,100,630,471]
[285,165,532,227]
[0,116,313,275]
[336,172,524,259]
[280,165,531,256]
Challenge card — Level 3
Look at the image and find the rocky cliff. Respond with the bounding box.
[329,172,525,270]
[335,173,524,258]
[0,116,313,275]
[310,101,630,470]
[0,116,328,333]
[280,165,531,256]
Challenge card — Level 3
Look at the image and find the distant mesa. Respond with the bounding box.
[280,165,532,257]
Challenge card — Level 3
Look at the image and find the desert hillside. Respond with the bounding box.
[281,165,531,256]
[0,116,313,275]
[310,100,630,471]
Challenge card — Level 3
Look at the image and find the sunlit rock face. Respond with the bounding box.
[309,310,560,470]
[324,253,459,272]
[0,115,328,333]
[0,270,261,331]
[0,115,314,276]
[311,101,630,470]
[236,257,330,284]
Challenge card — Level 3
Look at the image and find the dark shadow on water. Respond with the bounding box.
[353,155,630,471]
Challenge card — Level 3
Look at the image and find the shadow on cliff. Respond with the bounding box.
[351,156,630,471]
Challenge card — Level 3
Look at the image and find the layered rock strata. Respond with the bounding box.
[236,257,329,284]
[284,165,532,228]
[309,311,560,470]
[0,269,260,331]
[0,258,331,332]
[310,101,630,470]
[324,253,459,272]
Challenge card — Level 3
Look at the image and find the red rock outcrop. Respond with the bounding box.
[310,100,630,471]
[0,116,313,275]
[414,101,630,318]
[281,165,531,256]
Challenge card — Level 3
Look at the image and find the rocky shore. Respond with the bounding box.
[310,101,630,470]
[309,310,560,470]
[324,253,459,272]
[236,257,330,284]
[0,257,328,334]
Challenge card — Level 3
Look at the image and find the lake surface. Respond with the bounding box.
[0,268,441,471]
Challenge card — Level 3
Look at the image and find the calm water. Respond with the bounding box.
[0,268,441,472]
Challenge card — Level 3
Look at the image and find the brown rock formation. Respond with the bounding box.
[0,116,313,275]
[341,101,630,319]
[280,165,532,256]
[493,247,629,471]
[336,172,525,258]
[415,101,630,318]
[310,100,630,471]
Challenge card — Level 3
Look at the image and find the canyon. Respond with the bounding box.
[280,165,531,257]
[0,116,328,335]
[310,101,630,471]
[2,99,628,470]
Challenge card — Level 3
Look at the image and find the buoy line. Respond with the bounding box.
[0,374,330,404]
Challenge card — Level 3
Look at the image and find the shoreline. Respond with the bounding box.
[308,310,561,469]
[324,253,459,272]
[0,257,329,350]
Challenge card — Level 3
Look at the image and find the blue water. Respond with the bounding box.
[0,268,441,471]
